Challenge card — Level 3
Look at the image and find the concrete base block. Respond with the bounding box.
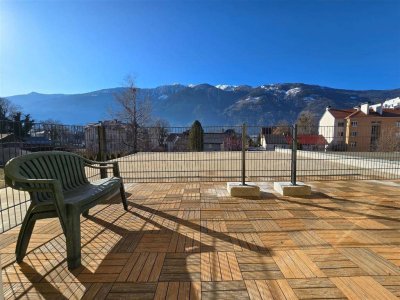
[227,182,261,197]
[273,182,311,196]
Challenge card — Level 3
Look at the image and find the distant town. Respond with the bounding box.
[0,96,398,166]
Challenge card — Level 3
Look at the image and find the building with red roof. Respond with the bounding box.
[282,134,327,151]
[319,103,400,151]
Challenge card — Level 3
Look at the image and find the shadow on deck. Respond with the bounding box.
[1,180,400,299]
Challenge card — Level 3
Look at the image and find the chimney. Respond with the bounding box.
[360,103,369,115]
[373,103,383,115]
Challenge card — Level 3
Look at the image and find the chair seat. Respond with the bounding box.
[64,177,122,207]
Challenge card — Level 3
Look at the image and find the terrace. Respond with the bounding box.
[1,179,400,299]
[0,122,399,299]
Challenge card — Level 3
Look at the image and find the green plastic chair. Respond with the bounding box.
[4,151,128,269]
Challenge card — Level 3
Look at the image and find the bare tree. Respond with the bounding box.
[377,127,400,152]
[113,76,152,153]
[0,98,19,119]
[0,97,21,133]
[41,119,63,141]
[296,111,318,135]
[273,120,291,135]
[150,119,170,150]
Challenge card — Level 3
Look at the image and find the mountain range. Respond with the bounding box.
[5,83,400,126]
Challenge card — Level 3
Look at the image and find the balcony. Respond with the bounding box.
[1,180,400,299]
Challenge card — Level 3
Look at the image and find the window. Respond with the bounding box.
[350,142,357,148]
[351,131,357,137]
[371,122,381,145]
[351,121,358,127]
[396,121,400,128]
[338,131,344,137]
[337,122,344,127]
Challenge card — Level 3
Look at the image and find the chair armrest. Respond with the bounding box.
[8,177,64,203]
[83,158,121,177]
[83,157,115,166]
[7,176,68,233]
[9,177,61,192]
[84,165,114,170]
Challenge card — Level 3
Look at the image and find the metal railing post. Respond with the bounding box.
[291,124,298,185]
[242,123,246,185]
[97,122,107,179]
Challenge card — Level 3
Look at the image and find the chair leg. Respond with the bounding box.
[15,208,36,263]
[120,183,128,211]
[65,212,81,270]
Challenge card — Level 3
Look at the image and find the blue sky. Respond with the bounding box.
[1,0,400,96]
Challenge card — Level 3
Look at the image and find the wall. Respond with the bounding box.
[318,111,335,144]
[275,148,400,176]
[346,117,400,151]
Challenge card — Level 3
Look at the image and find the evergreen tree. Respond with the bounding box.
[12,112,34,138]
[189,120,204,151]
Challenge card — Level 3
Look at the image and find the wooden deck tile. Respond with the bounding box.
[250,279,298,300]
[331,276,398,300]
[236,251,283,280]
[288,278,346,299]
[373,276,400,297]
[159,253,201,282]
[340,248,400,276]
[107,282,156,299]
[202,281,250,300]
[303,248,367,277]
[369,247,400,267]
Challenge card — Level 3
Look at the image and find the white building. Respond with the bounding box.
[260,134,289,150]
[318,102,394,150]
[165,133,180,152]
[371,97,400,110]
[318,107,356,150]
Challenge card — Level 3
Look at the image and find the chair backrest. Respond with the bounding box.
[4,151,89,203]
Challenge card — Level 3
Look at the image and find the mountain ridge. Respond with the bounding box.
[10,81,400,98]
[5,83,400,126]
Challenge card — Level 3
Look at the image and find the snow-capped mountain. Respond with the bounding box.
[215,84,237,91]
[5,83,400,126]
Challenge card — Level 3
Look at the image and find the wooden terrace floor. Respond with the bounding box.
[1,180,400,299]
